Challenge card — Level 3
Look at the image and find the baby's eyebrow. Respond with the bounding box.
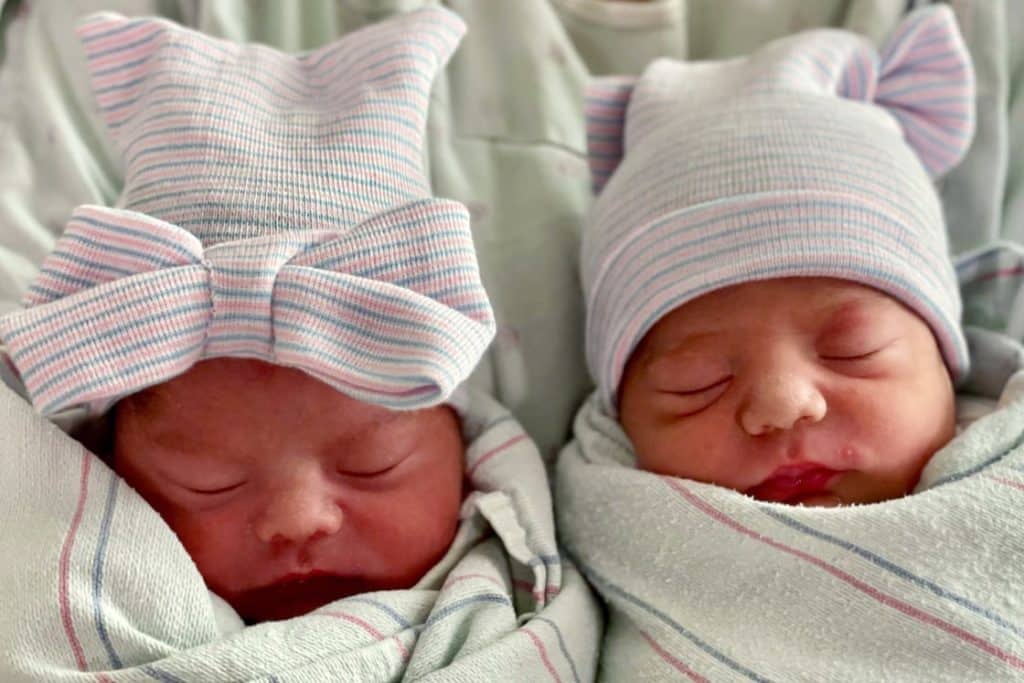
[820,301,870,330]
[324,409,409,449]
[818,296,895,331]
[642,342,729,381]
[649,330,720,357]
[143,427,220,458]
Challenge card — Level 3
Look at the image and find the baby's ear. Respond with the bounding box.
[876,5,975,178]
[585,76,637,194]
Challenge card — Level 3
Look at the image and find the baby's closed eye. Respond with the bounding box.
[335,453,409,478]
[329,413,438,478]
[651,376,732,417]
[814,302,905,368]
[816,332,902,376]
[331,433,419,479]
[158,468,249,504]
[161,461,246,490]
[643,351,732,414]
[182,481,247,495]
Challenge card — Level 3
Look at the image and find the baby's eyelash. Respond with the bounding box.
[659,376,731,396]
[186,481,246,495]
[820,349,882,361]
[339,460,403,478]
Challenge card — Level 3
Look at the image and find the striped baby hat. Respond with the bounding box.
[582,5,975,414]
[0,7,495,416]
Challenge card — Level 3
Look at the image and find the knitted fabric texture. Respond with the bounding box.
[0,8,495,415]
[582,5,975,413]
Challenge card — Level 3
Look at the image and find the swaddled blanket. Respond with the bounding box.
[557,328,1024,682]
[0,378,599,681]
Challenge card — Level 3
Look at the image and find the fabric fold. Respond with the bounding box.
[0,382,601,682]
[557,328,1024,681]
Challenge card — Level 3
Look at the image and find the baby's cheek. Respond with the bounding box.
[164,507,252,586]
[403,466,462,537]
[631,417,718,479]
[361,458,464,581]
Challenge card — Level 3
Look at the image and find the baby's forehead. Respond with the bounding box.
[120,359,412,439]
[644,278,912,348]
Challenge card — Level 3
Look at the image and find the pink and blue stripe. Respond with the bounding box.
[581,5,974,411]
[1,8,496,416]
[75,9,463,245]
[669,479,1024,672]
[0,200,493,415]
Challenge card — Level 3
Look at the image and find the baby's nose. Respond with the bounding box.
[738,371,827,436]
[253,471,344,546]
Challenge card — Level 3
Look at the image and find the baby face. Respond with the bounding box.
[618,277,956,506]
[112,358,464,622]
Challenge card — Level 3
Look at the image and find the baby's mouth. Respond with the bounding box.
[233,572,376,622]
[745,463,842,505]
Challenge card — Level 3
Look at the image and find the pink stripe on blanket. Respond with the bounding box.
[513,578,561,603]
[57,450,91,674]
[320,611,410,661]
[639,629,710,683]
[466,434,528,478]
[668,479,1024,672]
[986,474,1024,493]
[522,627,562,683]
[443,573,506,591]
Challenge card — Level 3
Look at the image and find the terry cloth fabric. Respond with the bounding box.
[0,379,601,682]
[582,5,976,413]
[0,7,495,416]
[556,326,1024,682]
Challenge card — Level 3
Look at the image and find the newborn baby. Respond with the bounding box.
[554,8,1024,681]
[0,7,498,626]
[575,4,973,509]
[112,358,465,622]
[617,277,956,506]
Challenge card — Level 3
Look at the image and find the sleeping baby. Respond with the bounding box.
[0,8,599,681]
[111,357,466,623]
[558,6,1024,681]
[616,275,956,507]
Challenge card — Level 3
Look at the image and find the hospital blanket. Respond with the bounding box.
[556,328,1024,681]
[0,381,600,682]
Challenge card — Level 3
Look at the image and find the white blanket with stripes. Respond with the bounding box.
[557,329,1024,682]
[0,383,600,682]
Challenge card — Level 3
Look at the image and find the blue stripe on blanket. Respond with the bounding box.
[581,565,772,682]
[930,429,1024,487]
[93,476,123,668]
[143,665,187,683]
[759,508,1024,638]
[425,593,512,628]
[529,555,562,568]
[344,596,414,630]
[534,616,582,683]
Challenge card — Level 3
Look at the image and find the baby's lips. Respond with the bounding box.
[745,465,842,504]
[229,573,376,622]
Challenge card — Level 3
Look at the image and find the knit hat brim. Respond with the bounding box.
[588,189,968,412]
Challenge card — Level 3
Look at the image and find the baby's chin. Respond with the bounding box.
[225,574,382,623]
